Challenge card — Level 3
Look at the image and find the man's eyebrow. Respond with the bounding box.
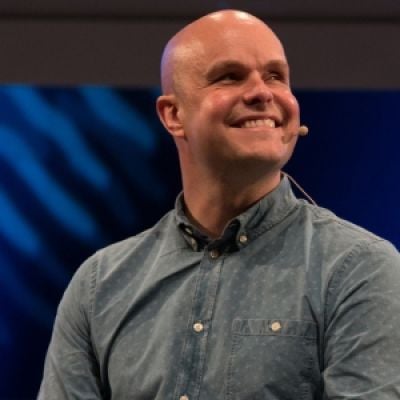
[205,59,289,78]
[205,61,246,79]
[267,59,289,71]
[269,60,290,79]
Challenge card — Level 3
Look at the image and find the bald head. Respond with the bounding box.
[156,9,300,195]
[160,10,284,96]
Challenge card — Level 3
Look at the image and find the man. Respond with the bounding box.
[38,10,400,400]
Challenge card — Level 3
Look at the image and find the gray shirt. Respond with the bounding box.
[38,176,400,399]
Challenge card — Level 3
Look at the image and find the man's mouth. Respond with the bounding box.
[239,118,276,129]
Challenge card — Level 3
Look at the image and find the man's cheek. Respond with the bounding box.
[286,91,300,117]
[205,92,234,114]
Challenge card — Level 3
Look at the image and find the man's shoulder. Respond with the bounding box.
[98,208,176,259]
[61,209,181,319]
[296,200,398,261]
[76,209,178,278]
[299,201,382,240]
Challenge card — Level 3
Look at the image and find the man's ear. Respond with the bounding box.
[156,95,185,138]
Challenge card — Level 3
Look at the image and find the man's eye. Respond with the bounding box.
[268,72,284,82]
[217,73,240,82]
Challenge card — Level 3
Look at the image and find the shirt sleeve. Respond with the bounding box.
[37,254,104,400]
[323,239,400,399]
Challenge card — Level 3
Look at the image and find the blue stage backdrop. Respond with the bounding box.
[0,86,399,399]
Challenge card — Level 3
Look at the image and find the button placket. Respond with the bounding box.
[174,245,222,399]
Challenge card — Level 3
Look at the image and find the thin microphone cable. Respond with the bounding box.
[282,171,317,206]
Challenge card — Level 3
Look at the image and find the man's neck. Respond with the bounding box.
[182,171,281,239]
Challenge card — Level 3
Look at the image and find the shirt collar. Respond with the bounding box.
[174,174,298,251]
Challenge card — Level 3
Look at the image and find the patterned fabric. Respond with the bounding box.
[38,176,400,399]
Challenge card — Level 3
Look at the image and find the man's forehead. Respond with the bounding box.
[181,33,288,77]
[180,27,282,60]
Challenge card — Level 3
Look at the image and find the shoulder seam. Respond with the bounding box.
[88,253,99,321]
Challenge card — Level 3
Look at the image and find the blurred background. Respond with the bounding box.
[0,1,399,398]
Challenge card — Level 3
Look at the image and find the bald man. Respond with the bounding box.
[38,10,400,400]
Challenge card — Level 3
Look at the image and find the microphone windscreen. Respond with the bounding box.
[298,125,309,136]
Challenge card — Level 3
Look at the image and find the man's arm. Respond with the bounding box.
[37,255,104,399]
[323,239,400,399]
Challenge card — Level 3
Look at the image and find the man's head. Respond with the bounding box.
[157,10,301,182]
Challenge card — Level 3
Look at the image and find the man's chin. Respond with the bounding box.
[220,155,287,176]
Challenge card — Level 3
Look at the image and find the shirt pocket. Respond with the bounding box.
[226,318,318,400]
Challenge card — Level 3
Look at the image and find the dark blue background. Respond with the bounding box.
[0,86,398,399]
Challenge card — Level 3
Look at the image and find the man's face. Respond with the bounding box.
[167,13,301,175]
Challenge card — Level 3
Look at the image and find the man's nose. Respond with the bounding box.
[242,76,273,106]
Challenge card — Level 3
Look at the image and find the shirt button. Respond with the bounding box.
[180,396,189,400]
[193,322,204,333]
[209,249,220,259]
[271,321,282,332]
[190,238,197,249]
[238,234,248,244]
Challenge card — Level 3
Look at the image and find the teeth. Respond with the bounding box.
[241,119,276,128]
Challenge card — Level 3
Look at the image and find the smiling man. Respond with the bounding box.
[156,11,301,239]
[38,10,400,400]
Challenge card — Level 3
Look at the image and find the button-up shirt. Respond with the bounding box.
[38,176,400,399]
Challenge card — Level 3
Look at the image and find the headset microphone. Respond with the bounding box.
[298,125,309,136]
[281,124,309,144]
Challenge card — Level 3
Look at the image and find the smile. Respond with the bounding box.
[239,118,276,128]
